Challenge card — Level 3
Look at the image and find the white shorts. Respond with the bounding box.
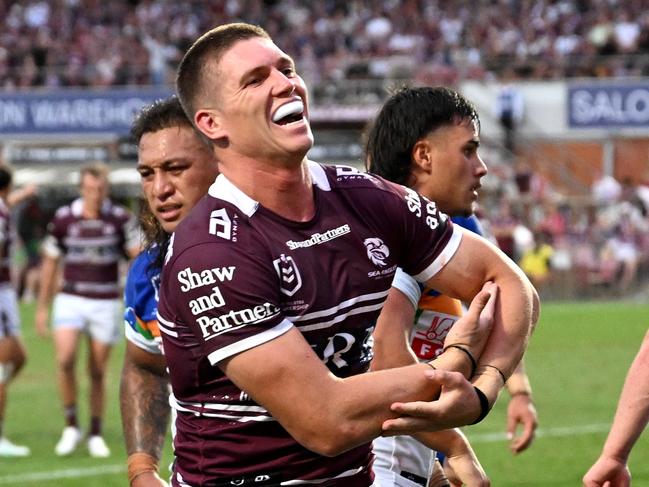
[0,285,20,339]
[373,435,434,487]
[52,293,123,345]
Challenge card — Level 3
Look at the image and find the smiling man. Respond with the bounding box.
[157,22,538,486]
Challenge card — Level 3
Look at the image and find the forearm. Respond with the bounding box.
[224,328,451,456]
[472,270,537,405]
[600,330,649,461]
[36,256,58,309]
[506,360,532,396]
[120,349,170,458]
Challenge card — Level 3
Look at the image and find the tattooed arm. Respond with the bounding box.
[120,341,170,486]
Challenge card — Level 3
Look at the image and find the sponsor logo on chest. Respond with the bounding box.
[197,302,280,340]
[177,266,235,292]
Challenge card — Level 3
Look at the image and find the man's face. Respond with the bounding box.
[138,125,219,233]
[416,119,487,216]
[199,36,313,165]
[80,173,108,213]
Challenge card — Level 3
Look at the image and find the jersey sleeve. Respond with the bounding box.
[157,241,293,366]
[377,180,463,283]
[391,267,421,310]
[41,212,65,258]
[124,251,162,355]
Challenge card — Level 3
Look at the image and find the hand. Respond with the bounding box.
[444,282,498,361]
[444,451,490,487]
[506,393,537,453]
[583,455,630,487]
[34,306,50,338]
[131,471,169,486]
[382,369,481,435]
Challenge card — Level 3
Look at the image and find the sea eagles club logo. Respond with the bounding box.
[273,254,302,296]
[364,238,389,267]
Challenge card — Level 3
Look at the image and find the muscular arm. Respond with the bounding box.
[425,229,539,403]
[222,326,476,457]
[583,329,649,487]
[120,341,170,459]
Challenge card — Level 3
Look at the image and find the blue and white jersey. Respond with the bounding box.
[124,248,163,355]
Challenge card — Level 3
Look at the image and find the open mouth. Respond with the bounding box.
[272,100,305,126]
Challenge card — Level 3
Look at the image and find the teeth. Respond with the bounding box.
[272,100,304,122]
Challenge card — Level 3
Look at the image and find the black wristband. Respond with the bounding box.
[483,364,507,385]
[443,344,477,377]
[469,386,491,425]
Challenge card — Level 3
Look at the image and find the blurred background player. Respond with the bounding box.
[35,162,140,457]
[366,86,537,486]
[121,96,220,486]
[0,166,30,457]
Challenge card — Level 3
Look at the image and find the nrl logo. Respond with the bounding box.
[273,254,302,296]
[364,237,389,267]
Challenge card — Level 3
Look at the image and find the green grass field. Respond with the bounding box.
[0,301,647,486]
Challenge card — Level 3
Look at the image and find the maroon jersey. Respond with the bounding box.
[0,199,12,284]
[157,162,462,487]
[42,198,138,299]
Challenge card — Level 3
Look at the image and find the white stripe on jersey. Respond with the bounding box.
[281,466,365,485]
[413,225,463,283]
[286,290,389,322]
[170,394,275,422]
[63,235,121,247]
[207,319,293,365]
[156,312,178,337]
[296,302,385,332]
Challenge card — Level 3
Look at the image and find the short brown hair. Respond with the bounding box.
[176,23,270,122]
[80,161,109,183]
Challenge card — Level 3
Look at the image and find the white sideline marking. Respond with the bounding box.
[469,422,611,443]
[0,464,124,484]
[0,424,613,483]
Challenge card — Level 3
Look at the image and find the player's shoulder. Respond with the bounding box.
[166,177,263,265]
[312,161,407,203]
[53,203,73,220]
[102,200,131,221]
[128,248,158,281]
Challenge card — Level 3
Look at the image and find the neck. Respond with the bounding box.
[219,154,315,222]
[82,201,101,219]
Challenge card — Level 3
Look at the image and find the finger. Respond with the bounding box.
[381,415,441,435]
[505,415,517,441]
[390,400,439,418]
[511,421,536,453]
[480,283,499,320]
[464,285,493,320]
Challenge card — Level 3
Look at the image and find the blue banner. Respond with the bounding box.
[568,82,649,128]
[0,88,173,135]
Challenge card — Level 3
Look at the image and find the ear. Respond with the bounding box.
[411,139,433,174]
[195,109,227,142]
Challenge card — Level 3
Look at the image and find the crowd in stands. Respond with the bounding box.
[478,164,649,299]
[1,0,648,92]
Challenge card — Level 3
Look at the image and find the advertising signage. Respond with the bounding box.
[0,87,173,135]
[568,82,649,129]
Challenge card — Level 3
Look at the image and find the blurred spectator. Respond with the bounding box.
[519,230,554,293]
[592,171,622,205]
[493,68,524,157]
[489,197,519,261]
[16,195,47,302]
